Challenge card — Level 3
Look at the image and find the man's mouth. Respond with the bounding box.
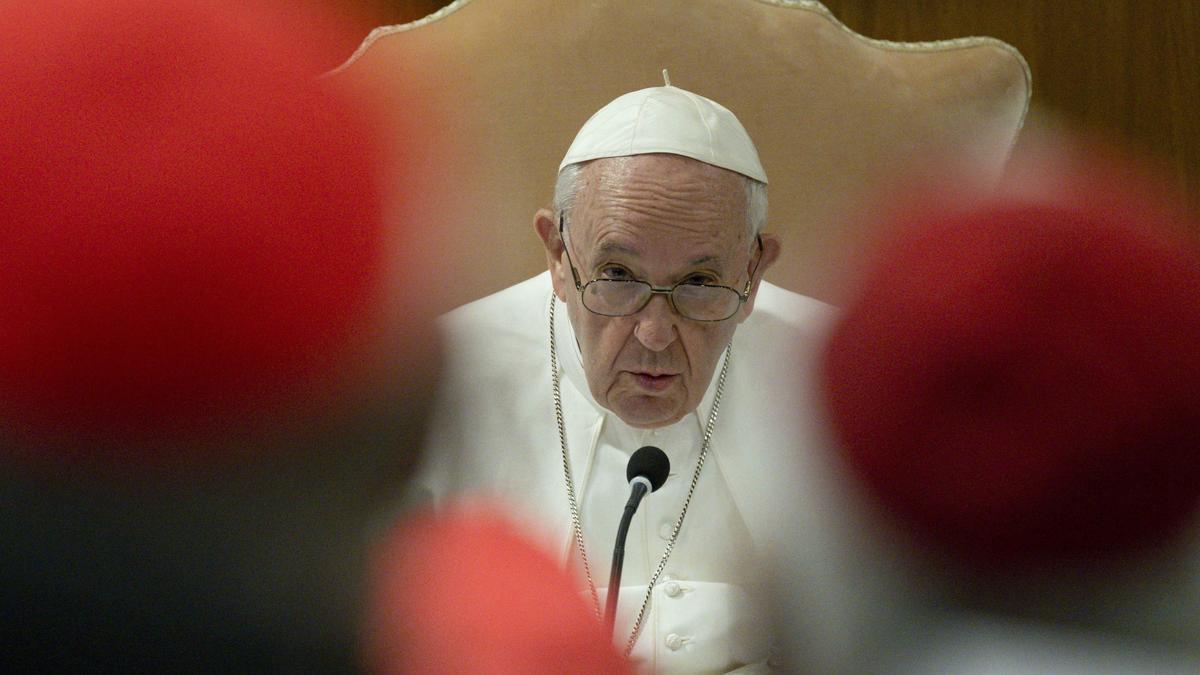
[631,371,679,392]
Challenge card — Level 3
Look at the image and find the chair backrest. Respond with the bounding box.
[333,0,1030,309]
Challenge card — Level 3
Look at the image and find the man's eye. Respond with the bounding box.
[683,274,718,286]
[599,265,632,280]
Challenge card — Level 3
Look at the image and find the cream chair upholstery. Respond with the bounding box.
[332,0,1030,310]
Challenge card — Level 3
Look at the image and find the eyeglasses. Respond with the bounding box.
[559,215,762,322]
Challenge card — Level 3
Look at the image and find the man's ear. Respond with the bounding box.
[534,208,568,301]
[738,233,781,321]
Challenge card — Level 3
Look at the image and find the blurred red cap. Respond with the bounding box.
[823,145,1200,565]
[365,506,632,674]
[0,0,432,463]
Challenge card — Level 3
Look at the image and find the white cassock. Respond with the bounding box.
[413,272,866,674]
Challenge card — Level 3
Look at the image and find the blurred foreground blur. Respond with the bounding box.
[0,0,441,669]
[805,129,1200,671]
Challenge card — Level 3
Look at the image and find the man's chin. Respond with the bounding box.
[608,394,688,429]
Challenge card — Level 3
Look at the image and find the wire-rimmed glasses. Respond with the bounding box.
[558,215,762,322]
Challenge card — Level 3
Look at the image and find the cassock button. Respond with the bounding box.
[658,520,674,540]
[663,581,682,598]
[665,633,684,651]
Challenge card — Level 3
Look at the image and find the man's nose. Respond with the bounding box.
[633,293,679,352]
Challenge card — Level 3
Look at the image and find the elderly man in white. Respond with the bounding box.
[415,82,835,673]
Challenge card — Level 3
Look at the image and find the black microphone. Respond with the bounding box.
[606,446,670,635]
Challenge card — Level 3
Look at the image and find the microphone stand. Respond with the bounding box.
[605,477,650,636]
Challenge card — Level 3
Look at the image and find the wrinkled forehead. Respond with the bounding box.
[572,155,750,246]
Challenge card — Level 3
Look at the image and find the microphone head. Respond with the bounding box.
[627,446,670,492]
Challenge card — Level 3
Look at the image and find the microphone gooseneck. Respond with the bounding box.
[606,446,670,636]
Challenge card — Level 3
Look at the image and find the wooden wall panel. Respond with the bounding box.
[820,0,1200,215]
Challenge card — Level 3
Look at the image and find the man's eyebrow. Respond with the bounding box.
[595,241,640,257]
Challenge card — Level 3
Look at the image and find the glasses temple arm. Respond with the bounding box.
[559,214,584,290]
[742,235,764,297]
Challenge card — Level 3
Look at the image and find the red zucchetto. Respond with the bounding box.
[0,0,432,464]
[823,147,1200,565]
[365,506,632,674]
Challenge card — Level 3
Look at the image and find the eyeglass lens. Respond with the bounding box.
[583,280,741,321]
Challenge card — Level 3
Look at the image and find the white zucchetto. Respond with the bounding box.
[559,84,768,183]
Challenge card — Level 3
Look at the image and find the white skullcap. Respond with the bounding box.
[559,84,768,183]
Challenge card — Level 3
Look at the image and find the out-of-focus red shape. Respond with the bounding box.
[0,0,422,461]
[823,143,1200,566]
[365,506,632,674]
